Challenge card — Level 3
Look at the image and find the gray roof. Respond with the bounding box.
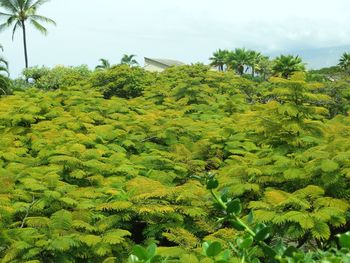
[145,57,185,67]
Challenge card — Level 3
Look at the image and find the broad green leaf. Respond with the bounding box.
[226,199,242,215]
[236,236,254,249]
[207,178,219,190]
[132,245,149,260]
[254,226,272,241]
[206,241,222,257]
[338,232,350,249]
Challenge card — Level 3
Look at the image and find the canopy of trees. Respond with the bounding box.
[0,63,350,262]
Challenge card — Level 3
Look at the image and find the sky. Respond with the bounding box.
[1,0,350,77]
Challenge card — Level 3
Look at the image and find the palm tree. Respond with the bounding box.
[0,56,9,76]
[95,58,111,70]
[0,0,56,69]
[0,44,9,76]
[120,54,139,67]
[272,55,306,79]
[247,50,263,77]
[210,49,229,71]
[225,48,251,75]
[338,52,350,72]
[0,44,9,94]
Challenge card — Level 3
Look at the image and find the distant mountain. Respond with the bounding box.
[267,45,350,70]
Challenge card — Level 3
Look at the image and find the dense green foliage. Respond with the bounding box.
[0,63,350,262]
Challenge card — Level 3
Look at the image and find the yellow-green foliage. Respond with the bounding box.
[0,66,350,262]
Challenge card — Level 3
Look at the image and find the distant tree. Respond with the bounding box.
[247,50,263,77]
[338,52,350,73]
[0,44,8,76]
[255,56,272,80]
[225,48,251,75]
[210,49,229,71]
[95,58,111,70]
[120,54,139,67]
[0,0,56,69]
[0,56,9,76]
[272,55,306,79]
[0,44,10,94]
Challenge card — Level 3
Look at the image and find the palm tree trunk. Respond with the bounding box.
[21,20,29,69]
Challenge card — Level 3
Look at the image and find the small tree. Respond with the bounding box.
[209,49,229,71]
[272,54,306,79]
[120,54,139,67]
[95,58,111,70]
[338,52,350,74]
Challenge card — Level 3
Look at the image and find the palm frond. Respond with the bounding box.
[29,0,52,10]
[29,14,56,25]
[12,20,22,40]
[0,0,19,13]
[29,18,48,34]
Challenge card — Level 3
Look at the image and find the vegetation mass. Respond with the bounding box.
[1,1,350,262]
[0,61,349,262]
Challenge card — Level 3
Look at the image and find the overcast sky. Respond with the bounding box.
[1,0,350,77]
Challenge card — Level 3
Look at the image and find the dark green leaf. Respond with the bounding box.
[226,199,242,215]
[236,236,254,249]
[338,232,350,249]
[132,245,149,260]
[220,189,229,202]
[260,243,277,258]
[254,226,272,241]
[253,223,266,233]
[206,241,222,257]
[207,178,219,190]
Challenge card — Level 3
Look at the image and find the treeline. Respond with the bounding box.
[209,48,350,81]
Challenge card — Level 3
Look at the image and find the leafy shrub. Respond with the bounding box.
[23,65,91,90]
[90,65,154,99]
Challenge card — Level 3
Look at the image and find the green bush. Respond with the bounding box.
[23,65,91,90]
[90,65,154,99]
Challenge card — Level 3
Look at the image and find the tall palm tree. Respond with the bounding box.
[95,58,111,70]
[247,50,263,77]
[0,0,56,69]
[225,48,251,75]
[272,55,306,79]
[120,54,139,67]
[210,49,229,71]
[338,52,350,72]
